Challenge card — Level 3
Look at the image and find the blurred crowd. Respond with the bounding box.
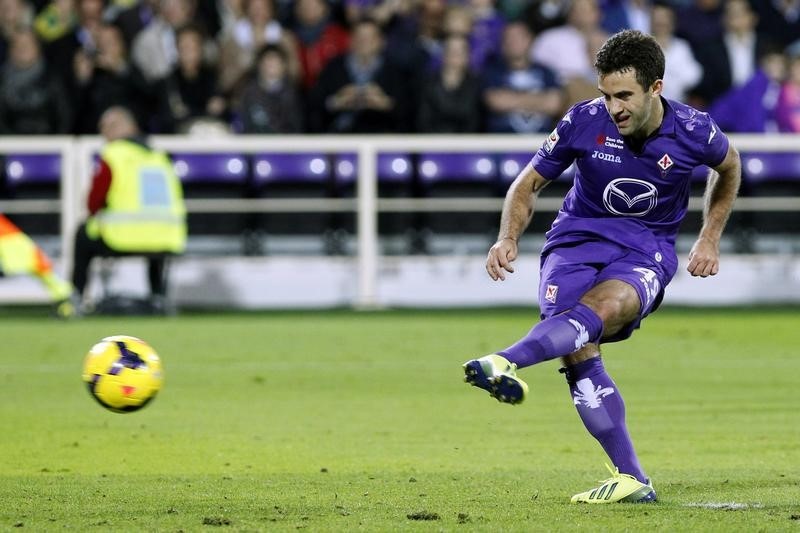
[0,0,799,136]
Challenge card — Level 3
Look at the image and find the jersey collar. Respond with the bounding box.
[656,97,676,137]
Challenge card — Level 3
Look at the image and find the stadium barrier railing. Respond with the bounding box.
[1,134,799,307]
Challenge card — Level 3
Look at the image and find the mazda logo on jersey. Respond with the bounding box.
[602,178,658,216]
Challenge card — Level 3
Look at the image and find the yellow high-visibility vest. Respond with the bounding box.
[87,139,186,253]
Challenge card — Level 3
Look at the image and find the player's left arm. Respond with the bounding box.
[687,144,741,277]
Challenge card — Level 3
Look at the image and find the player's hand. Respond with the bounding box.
[687,236,720,277]
[486,238,518,281]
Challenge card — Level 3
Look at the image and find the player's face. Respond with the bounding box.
[598,68,663,139]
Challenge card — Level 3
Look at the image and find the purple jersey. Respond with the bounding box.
[531,97,729,274]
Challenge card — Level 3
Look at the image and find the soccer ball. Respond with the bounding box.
[82,335,164,413]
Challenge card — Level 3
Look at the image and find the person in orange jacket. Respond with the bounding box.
[0,213,76,317]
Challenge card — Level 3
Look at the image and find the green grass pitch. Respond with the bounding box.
[0,307,798,531]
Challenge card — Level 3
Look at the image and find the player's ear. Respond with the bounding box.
[651,79,663,97]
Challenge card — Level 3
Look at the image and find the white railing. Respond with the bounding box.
[2,134,800,307]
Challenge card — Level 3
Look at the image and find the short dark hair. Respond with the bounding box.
[256,43,287,64]
[594,30,665,91]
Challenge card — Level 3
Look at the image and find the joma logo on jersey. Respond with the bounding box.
[592,150,622,163]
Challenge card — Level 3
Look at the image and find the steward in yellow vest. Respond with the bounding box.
[71,107,186,311]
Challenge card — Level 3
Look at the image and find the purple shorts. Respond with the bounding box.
[538,240,674,343]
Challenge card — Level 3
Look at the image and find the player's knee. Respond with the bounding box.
[561,345,600,367]
[577,297,614,324]
[581,300,638,338]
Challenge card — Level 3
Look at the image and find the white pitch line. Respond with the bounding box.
[684,502,764,510]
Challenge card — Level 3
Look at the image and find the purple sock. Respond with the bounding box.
[561,357,647,484]
[498,303,603,368]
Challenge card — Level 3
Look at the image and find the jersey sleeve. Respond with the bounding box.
[700,116,729,168]
[530,110,579,180]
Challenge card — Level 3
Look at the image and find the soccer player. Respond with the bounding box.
[463,30,741,504]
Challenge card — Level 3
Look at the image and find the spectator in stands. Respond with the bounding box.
[72,23,154,133]
[409,0,448,74]
[292,0,350,91]
[0,0,34,63]
[421,5,474,72]
[236,43,303,133]
[776,52,800,132]
[709,47,787,133]
[309,17,408,133]
[112,0,158,46]
[753,0,800,50]
[483,21,562,134]
[0,29,71,134]
[217,0,298,96]
[675,0,723,48]
[600,0,651,34]
[467,0,505,73]
[442,5,472,43]
[71,106,186,313]
[650,1,702,103]
[160,24,227,132]
[530,0,606,85]
[531,0,602,81]
[690,0,773,109]
[409,0,503,78]
[423,2,505,74]
[131,0,197,83]
[343,0,418,73]
[44,0,105,88]
[417,34,481,133]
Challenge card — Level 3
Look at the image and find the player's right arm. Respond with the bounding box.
[686,143,741,277]
[486,163,550,281]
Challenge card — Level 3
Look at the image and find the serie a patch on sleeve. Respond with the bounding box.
[543,129,560,152]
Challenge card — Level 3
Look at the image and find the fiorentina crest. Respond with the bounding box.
[572,378,616,409]
[545,284,558,303]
